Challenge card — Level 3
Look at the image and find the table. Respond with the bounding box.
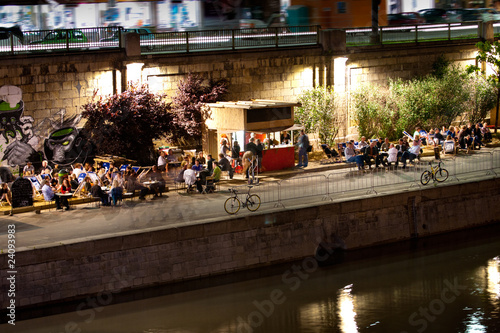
[55,192,73,209]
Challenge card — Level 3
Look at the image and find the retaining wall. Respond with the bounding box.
[1,178,499,311]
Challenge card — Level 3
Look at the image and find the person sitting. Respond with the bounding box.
[472,123,483,149]
[395,138,408,167]
[23,161,35,177]
[197,169,211,193]
[91,183,110,206]
[212,161,222,182]
[192,159,203,172]
[110,179,123,206]
[344,142,364,170]
[70,174,79,190]
[125,176,148,200]
[0,183,12,206]
[379,138,391,164]
[364,140,385,168]
[61,178,72,194]
[41,179,69,211]
[443,135,456,154]
[387,144,399,166]
[72,163,83,178]
[482,122,492,142]
[147,165,166,198]
[401,140,421,169]
[39,160,52,175]
[82,176,92,195]
[167,149,178,163]
[196,151,206,165]
[206,154,215,173]
[175,165,187,184]
[434,128,445,145]
[357,136,369,153]
[183,164,197,193]
[218,153,234,179]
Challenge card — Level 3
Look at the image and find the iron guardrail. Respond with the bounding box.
[0,25,320,55]
[345,21,483,46]
[228,148,500,210]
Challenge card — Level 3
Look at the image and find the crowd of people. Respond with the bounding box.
[334,122,493,171]
[2,159,168,210]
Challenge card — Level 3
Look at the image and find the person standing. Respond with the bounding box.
[297,129,309,167]
[158,150,167,172]
[255,139,263,172]
[231,141,241,167]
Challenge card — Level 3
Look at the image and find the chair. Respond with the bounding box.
[202,176,218,194]
[102,162,110,172]
[77,172,87,183]
[119,164,129,172]
[320,144,342,164]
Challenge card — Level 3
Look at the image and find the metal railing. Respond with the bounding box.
[0,25,320,55]
[346,21,482,46]
[230,148,500,210]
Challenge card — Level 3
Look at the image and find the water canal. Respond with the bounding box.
[4,224,500,333]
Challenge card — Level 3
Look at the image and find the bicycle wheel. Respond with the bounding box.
[435,168,449,182]
[246,194,261,212]
[224,197,241,214]
[420,170,432,185]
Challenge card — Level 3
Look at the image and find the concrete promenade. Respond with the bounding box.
[0,147,499,313]
[0,147,498,252]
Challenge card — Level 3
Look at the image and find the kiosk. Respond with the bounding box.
[204,100,301,172]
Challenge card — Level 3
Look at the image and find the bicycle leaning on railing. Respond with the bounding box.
[224,185,261,214]
[420,161,449,185]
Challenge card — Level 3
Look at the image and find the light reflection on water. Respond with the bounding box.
[3,227,500,333]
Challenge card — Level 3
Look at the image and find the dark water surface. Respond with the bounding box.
[4,224,500,333]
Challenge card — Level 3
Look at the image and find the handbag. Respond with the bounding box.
[306,145,312,153]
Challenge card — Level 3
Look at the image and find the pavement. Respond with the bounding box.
[0,145,497,252]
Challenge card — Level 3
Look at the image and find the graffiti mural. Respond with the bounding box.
[0,85,94,169]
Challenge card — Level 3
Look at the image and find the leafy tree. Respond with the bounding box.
[467,40,500,132]
[465,74,497,125]
[295,86,345,146]
[170,73,228,147]
[81,85,172,165]
[352,64,482,140]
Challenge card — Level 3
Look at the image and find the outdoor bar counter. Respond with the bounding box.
[262,145,295,171]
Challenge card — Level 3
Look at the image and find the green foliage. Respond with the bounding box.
[295,86,344,146]
[468,40,500,132]
[351,63,494,140]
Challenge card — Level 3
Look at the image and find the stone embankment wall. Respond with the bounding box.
[0,41,479,122]
[1,178,499,310]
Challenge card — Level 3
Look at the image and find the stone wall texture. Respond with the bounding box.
[1,178,499,310]
[0,40,479,124]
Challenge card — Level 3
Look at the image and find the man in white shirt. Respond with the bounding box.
[157,151,167,172]
[183,164,197,193]
[72,163,83,178]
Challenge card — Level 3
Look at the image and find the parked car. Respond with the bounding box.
[388,12,425,26]
[239,13,287,30]
[445,9,464,23]
[461,8,500,22]
[417,8,449,23]
[99,28,154,42]
[30,30,87,44]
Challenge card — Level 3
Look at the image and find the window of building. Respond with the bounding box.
[337,2,347,14]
